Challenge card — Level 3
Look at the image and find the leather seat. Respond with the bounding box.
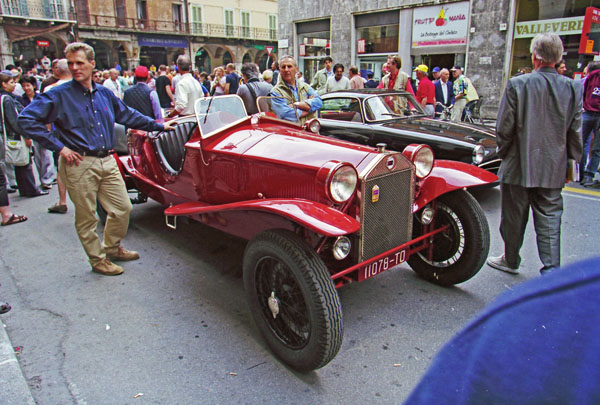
[153,120,197,176]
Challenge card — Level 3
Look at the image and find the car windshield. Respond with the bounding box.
[319,98,362,123]
[194,95,248,138]
[364,94,426,121]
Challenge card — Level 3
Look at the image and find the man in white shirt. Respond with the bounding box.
[434,68,454,118]
[103,68,122,99]
[168,55,203,117]
[325,63,350,93]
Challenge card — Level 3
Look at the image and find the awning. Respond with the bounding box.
[3,23,71,42]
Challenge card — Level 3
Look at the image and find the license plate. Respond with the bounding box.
[358,249,408,282]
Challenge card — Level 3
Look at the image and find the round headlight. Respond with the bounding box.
[306,118,321,134]
[473,144,485,165]
[332,236,351,260]
[413,146,434,179]
[329,164,358,203]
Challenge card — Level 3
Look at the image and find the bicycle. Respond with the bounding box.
[463,98,484,125]
[435,102,453,121]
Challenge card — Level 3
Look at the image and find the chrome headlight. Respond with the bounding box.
[473,144,485,165]
[332,236,351,260]
[403,144,434,179]
[306,118,321,134]
[329,164,358,203]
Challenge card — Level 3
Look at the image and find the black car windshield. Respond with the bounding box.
[364,94,426,122]
[194,95,248,138]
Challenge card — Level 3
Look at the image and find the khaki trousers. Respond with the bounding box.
[451,98,467,122]
[59,155,132,266]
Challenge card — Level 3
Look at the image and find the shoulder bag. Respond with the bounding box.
[1,95,30,166]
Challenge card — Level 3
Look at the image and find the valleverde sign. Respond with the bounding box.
[514,16,584,39]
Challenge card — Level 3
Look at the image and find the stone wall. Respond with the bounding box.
[467,0,514,117]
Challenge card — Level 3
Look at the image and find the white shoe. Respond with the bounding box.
[487,255,519,274]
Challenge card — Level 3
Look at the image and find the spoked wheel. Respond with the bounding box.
[408,189,489,286]
[243,229,342,371]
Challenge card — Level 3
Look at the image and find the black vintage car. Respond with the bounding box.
[317,89,500,174]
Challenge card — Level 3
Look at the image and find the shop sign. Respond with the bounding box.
[299,43,306,56]
[36,40,50,47]
[357,39,366,54]
[579,7,600,54]
[138,36,188,48]
[514,16,584,39]
[412,1,469,48]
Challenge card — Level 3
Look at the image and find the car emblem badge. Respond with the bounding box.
[386,156,395,170]
[372,185,380,203]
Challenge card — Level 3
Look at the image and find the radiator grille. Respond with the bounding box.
[359,154,414,262]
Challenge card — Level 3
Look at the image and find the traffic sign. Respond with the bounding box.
[266,46,274,56]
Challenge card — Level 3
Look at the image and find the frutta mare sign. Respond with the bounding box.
[412,2,470,48]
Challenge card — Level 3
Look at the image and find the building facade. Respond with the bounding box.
[277,0,599,117]
[1,0,278,72]
[0,0,76,69]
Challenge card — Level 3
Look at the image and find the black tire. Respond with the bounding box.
[243,229,343,371]
[408,189,489,286]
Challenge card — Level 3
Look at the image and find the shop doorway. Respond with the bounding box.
[139,46,167,68]
[421,54,456,72]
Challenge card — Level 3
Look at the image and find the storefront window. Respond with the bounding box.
[511,0,595,77]
[357,25,399,54]
[297,19,330,84]
[298,31,330,83]
[355,10,400,81]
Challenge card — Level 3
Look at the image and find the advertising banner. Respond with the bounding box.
[579,7,600,55]
[412,2,470,48]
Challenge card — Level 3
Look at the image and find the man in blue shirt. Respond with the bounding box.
[19,42,176,276]
[270,55,322,126]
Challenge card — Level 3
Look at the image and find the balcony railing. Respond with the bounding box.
[0,1,76,21]
[80,14,277,41]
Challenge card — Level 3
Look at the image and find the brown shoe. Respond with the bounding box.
[48,203,68,214]
[106,246,140,262]
[92,259,123,276]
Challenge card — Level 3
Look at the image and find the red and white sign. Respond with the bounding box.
[265,46,274,56]
[299,43,306,56]
[412,1,470,48]
[357,39,366,54]
[37,40,50,47]
[579,7,600,55]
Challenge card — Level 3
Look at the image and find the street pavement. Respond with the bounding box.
[1,183,599,404]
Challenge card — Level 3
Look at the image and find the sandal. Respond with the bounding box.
[1,214,28,226]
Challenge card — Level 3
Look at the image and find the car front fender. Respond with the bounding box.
[414,160,498,211]
[164,198,361,237]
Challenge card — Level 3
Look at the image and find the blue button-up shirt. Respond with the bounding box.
[270,81,322,123]
[19,80,164,153]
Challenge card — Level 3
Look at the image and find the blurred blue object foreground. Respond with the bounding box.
[406,257,600,405]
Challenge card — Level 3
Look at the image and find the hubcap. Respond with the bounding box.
[417,202,465,268]
[255,257,310,349]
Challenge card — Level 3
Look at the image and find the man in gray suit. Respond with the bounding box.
[487,33,583,275]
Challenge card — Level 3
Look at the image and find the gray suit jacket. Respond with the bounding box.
[496,66,583,188]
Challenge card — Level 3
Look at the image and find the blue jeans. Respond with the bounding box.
[582,111,600,177]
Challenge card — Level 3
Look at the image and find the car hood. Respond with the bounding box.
[236,123,377,169]
[380,118,496,149]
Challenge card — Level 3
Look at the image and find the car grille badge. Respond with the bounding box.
[371,185,380,203]
[386,156,396,170]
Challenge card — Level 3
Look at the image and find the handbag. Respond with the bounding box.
[1,95,30,166]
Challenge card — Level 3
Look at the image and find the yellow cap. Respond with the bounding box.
[413,64,428,73]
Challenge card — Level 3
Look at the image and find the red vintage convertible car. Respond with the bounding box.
[114,95,497,371]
